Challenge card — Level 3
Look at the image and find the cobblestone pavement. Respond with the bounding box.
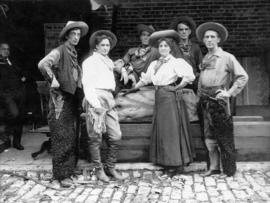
[1,167,270,203]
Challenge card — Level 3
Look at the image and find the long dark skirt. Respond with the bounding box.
[150,87,195,166]
[48,91,78,181]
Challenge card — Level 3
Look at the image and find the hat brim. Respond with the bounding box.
[149,30,180,47]
[137,24,155,35]
[196,22,228,43]
[169,16,196,32]
[59,21,89,41]
[89,30,117,50]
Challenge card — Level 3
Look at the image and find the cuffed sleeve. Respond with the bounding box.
[227,55,249,97]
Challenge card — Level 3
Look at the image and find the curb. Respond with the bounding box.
[0,162,269,172]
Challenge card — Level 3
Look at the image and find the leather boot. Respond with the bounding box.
[13,126,24,150]
[96,168,110,182]
[201,169,221,177]
[106,168,127,180]
[13,134,24,150]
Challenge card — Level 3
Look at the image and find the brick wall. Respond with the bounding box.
[93,0,270,58]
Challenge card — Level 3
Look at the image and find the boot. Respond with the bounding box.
[201,169,221,177]
[105,168,127,180]
[96,168,110,182]
[13,143,24,150]
[13,126,24,150]
[13,137,24,150]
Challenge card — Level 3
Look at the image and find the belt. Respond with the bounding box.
[200,85,224,96]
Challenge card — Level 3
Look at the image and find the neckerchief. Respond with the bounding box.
[153,55,171,75]
[134,45,151,61]
[95,52,114,71]
[179,41,192,56]
[64,42,80,82]
[200,54,217,71]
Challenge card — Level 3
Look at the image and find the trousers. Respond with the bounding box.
[85,89,122,169]
[0,90,25,145]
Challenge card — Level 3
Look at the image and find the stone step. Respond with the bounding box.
[117,121,270,162]
[233,116,264,121]
[236,105,270,117]
[28,120,270,162]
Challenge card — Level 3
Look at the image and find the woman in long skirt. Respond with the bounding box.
[134,30,196,175]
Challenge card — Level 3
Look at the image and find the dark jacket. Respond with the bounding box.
[0,58,24,95]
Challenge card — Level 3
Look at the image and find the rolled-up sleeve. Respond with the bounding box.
[38,49,60,80]
[227,55,249,97]
[174,58,195,84]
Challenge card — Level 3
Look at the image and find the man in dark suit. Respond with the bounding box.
[0,41,26,151]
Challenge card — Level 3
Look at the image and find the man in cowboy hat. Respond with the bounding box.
[170,16,203,122]
[170,16,202,78]
[196,22,248,177]
[82,30,128,182]
[114,24,160,92]
[0,41,27,151]
[38,21,88,186]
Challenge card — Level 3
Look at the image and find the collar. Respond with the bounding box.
[210,47,223,57]
[93,52,114,70]
[159,54,172,62]
[64,41,76,52]
[93,51,109,59]
[139,44,149,49]
[179,40,192,47]
[0,57,12,65]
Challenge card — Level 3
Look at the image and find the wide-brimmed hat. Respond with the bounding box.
[89,30,117,50]
[136,24,155,35]
[59,21,89,41]
[169,16,196,32]
[149,30,180,47]
[196,22,228,43]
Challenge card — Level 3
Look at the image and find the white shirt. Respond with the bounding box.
[140,54,195,86]
[82,52,116,108]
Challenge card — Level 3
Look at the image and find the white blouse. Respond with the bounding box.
[140,54,195,86]
[82,52,116,108]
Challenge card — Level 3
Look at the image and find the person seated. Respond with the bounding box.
[114,24,160,93]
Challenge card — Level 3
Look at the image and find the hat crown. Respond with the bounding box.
[66,21,75,26]
[149,29,180,47]
[196,22,228,43]
[59,21,89,41]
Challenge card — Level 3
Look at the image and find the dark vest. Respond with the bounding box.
[53,44,81,95]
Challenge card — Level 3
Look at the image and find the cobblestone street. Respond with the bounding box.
[1,164,270,203]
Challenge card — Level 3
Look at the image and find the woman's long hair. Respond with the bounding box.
[157,37,181,57]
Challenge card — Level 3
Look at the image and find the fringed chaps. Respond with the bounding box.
[199,96,236,176]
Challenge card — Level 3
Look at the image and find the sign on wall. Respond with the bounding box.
[44,23,65,54]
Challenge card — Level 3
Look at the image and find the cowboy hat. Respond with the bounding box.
[149,30,181,47]
[169,16,196,32]
[136,24,155,35]
[89,30,117,50]
[196,22,228,43]
[59,21,89,41]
